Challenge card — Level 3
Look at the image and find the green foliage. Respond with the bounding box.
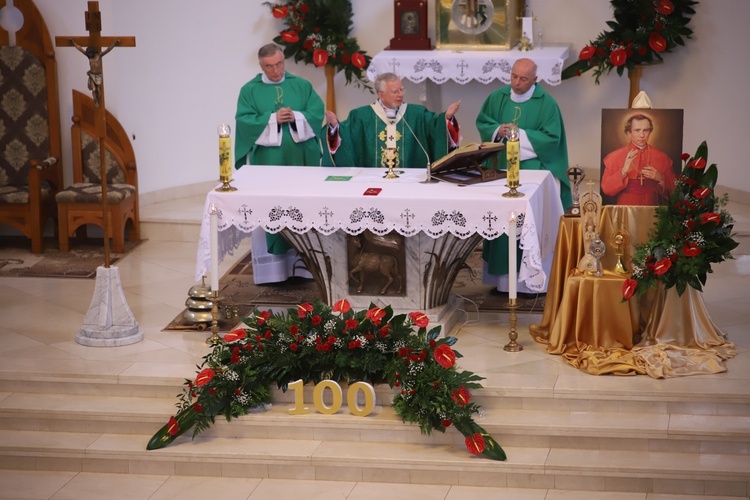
[147,300,505,460]
[625,141,740,299]
[264,0,372,91]
[561,0,698,82]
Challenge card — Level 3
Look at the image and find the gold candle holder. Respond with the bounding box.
[206,289,221,346]
[503,298,523,352]
[216,123,237,192]
[502,125,524,198]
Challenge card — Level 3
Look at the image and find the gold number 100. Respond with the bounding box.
[287,379,376,416]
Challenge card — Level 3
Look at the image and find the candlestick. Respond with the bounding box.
[508,212,517,300]
[216,123,237,192]
[210,203,219,293]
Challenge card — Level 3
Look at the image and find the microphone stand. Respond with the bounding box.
[397,106,438,184]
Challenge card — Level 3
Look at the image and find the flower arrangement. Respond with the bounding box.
[622,141,739,300]
[561,0,698,83]
[147,300,506,461]
[264,0,371,89]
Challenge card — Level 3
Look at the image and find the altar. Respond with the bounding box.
[196,166,562,319]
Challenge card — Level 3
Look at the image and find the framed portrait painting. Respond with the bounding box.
[435,0,523,50]
[600,109,684,207]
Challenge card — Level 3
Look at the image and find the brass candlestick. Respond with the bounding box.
[206,289,221,346]
[216,123,237,192]
[503,299,523,352]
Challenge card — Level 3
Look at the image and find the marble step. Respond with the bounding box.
[2,368,749,417]
[0,392,747,455]
[0,429,748,497]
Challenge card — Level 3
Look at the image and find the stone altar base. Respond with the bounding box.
[76,266,143,347]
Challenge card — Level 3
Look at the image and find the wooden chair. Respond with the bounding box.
[55,89,140,253]
[0,0,63,253]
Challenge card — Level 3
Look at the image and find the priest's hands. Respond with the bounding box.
[325,110,339,128]
[276,107,295,124]
[622,148,638,178]
[446,100,460,121]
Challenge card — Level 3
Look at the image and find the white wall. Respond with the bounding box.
[30,0,750,201]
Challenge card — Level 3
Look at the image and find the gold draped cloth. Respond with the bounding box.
[530,206,736,378]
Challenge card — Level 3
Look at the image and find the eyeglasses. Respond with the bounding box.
[381,88,405,96]
[261,61,284,71]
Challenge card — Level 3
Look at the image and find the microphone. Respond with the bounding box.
[396,105,437,184]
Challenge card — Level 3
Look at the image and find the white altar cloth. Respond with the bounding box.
[366,45,570,86]
[196,166,563,294]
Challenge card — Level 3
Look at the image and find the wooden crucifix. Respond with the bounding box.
[55,1,135,267]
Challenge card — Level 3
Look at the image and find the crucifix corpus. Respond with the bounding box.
[55,1,135,267]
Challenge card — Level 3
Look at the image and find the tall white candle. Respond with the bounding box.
[210,204,219,293]
[509,212,517,300]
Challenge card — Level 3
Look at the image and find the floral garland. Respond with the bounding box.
[561,0,698,82]
[622,141,739,300]
[264,0,371,89]
[147,300,506,461]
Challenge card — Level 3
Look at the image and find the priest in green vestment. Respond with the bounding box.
[476,58,570,295]
[322,73,460,170]
[234,43,324,283]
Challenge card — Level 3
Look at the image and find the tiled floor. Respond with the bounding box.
[0,195,748,499]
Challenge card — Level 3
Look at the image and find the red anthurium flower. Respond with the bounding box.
[195,368,215,387]
[683,242,702,257]
[272,6,289,18]
[579,46,596,60]
[688,157,707,170]
[223,328,246,343]
[351,52,366,69]
[332,299,351,314]
[465,433,486,455]
[297,302,314,318]
[408,311,429,328]
[622,278,638,300]
[649,32,667,53]
[701,212,722,225]
[693,187,711,199]
[653,257,672,276]
[312,49,328,67]
[434,344,456,368]
[230,346,240,364]
[451,386,471,407]
[681,153,691,162]
[366,307,386,325]
[657,0,674,15]
[280,30,299,43]
[609,48,627,66]
[167,416,180,436]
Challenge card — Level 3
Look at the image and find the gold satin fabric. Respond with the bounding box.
[530,206,735,378]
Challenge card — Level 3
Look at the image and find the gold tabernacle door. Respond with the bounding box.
[430,142,506,184]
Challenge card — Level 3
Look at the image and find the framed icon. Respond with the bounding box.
[388,0,432,51]
[435,0,523,50]
[600,109,684,206]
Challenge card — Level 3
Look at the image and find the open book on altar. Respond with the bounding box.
[430,142,506,184]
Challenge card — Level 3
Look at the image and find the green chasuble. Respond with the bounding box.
[323,103,451,169]
[234,72,324,254]
[476,84,571,275]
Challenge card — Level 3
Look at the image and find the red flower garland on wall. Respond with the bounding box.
[562,0,698,83]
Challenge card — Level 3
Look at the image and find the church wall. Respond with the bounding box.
[32,0,750,202]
